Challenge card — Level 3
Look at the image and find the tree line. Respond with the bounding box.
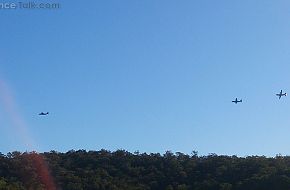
[1,150,290,189]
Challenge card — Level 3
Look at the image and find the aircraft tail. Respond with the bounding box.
[240,99,242,102]
[47,112,49,114]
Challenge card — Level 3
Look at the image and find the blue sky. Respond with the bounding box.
[1,0,290,156]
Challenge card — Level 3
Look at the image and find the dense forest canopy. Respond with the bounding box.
[1,150,290,189]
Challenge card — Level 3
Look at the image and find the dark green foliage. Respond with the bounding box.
[2,150,290,189]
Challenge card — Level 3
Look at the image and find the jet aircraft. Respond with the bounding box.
[276,90,287,99]
[39,112,49,115]
[232,98,242,104]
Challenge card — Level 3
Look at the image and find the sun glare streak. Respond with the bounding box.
[0,79,57,189]
[0,79,36,149]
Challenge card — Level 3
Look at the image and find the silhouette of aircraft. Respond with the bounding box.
[276,90,287,99]
[232,98,242,104]
[39,112,49,115]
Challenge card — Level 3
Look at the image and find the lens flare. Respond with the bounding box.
[0,80,36,149]
[0,79,57,189]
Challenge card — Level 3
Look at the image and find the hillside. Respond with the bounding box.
[1,150,290,189]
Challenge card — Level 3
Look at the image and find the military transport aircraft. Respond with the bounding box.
[232,98,242,104]
[39,112,49,115]
[276,90,287,99]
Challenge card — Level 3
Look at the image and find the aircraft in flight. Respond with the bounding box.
[39,112,49,116]
[276,90,287,99]
[232,98,242,104]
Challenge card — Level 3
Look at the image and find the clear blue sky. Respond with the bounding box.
[1,0,290,156]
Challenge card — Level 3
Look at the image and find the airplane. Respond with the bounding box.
[232,98,242,104]
[39,112,49,116]
[276,90,287,99]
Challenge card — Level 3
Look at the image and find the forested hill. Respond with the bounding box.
[1,150,290,190]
